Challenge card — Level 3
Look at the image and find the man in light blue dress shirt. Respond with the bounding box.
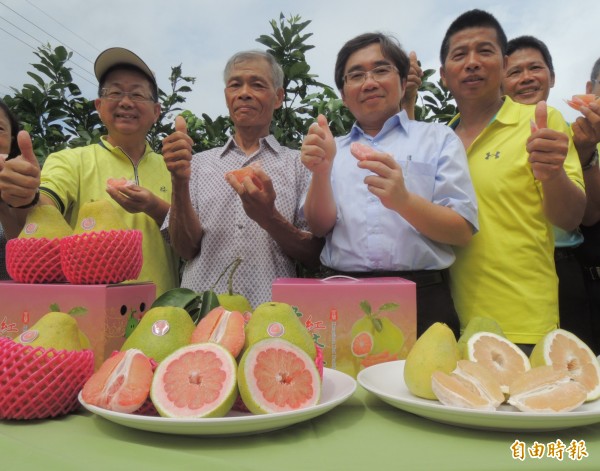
[301,32,478,337]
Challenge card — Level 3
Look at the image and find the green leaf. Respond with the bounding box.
[68,306,88,317]
[378,302,400,312]
[359,300,372,315]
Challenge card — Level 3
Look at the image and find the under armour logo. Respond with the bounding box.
[485,151,501,160]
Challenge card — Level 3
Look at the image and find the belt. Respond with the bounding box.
[583,266,600,281]
[323,268,446,288]
[554,246,576,262]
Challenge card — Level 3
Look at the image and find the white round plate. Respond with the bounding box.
[79,368,356,436]
[357,360,600,432]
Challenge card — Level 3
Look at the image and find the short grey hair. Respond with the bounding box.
[223,50,284,89]
[591,57,600,82]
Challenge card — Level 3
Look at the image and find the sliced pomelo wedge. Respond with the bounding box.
[530,329,600,401]
[191,306,246,357]
[151,343,238,418]
[81,349,153,413]
[467,332,530,394]
[508,365,588,413]
[432,360,504,411]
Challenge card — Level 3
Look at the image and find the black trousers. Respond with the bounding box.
[321,268,460,339]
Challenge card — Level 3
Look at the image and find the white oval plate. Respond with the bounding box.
[357,360,600,432]
[79,368,356,436]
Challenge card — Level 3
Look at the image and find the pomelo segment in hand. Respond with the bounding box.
[565,94,599,112]
[191,306,245,357]
[151,343,237,418]
[237,338,321,415]
[226,165,264,190]
[431,359,504,411]
[530,328,600,401]
[81,349,153,413]
[507,365,588,413]
[466,332,530,395]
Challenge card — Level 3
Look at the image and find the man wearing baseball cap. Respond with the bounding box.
[0,47,179,296]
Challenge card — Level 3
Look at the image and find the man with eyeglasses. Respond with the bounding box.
[0,47,179,296]
[300,32,478,338]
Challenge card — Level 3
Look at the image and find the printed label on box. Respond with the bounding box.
[272,277,416,378]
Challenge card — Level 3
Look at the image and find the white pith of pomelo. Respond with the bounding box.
[530,329,600,402]
[431,360,504,411]
[466,332,530,394]
[150,343,237,418]
[238,338,321,414]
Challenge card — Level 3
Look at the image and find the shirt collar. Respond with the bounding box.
[98,136,154,160]
[220,134,282,157]
[340,110,409,145]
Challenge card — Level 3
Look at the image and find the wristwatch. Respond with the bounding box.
[7,189,40,209]
[582,149,599,171]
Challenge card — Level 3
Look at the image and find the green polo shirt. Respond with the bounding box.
[40,136,179,296]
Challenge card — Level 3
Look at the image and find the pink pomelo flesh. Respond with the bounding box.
[191,306,245,357]
[151,343,237,418]
[82,349,153,413]
[240,338,320,414]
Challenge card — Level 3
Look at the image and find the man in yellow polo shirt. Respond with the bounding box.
[439,10,585,352]
[0,48,179,296]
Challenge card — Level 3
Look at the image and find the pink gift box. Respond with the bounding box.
[272,276,416,378]
[0,281,156,370]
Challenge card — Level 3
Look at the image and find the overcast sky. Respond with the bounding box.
[1,0,598,125]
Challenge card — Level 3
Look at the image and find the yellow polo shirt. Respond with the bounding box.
[40,137,179,296]
[449,97,584,344]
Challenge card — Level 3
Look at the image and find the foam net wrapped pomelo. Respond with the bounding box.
[6,238,66,283]
[60,229,143,284]
[0,337,94,420]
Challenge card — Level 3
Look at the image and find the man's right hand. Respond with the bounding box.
[0,131,40,208]
[162,115,194,181]
[300,114,336,176]
[572,100,600,164]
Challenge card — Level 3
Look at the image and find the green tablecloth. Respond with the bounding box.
[1,387,599,471]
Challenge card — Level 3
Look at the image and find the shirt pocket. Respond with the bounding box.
[402,160,436,201]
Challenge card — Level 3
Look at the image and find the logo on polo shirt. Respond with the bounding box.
[485,151,501,160]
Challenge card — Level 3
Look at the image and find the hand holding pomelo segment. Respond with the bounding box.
[565,94,600,112]
[226,163,264,191]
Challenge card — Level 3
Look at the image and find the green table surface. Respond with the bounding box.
[1,387,599,471]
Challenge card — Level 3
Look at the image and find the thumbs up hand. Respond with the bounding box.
[301,114,336,175]
[0,130,41,208]
[526,101,569,181]
[162,114,194,181]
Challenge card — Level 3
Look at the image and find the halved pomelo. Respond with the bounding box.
[237,338,321,415]
[431,359,504,411]
[81,349,153,413]
[191,306,245,358]
[351,331,374,358]
[530,329,600,401]
[150,343,237,418]
[467,332,530,394]
[508,365,588,413]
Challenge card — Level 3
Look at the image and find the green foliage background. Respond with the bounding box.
[2,13,455,163]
